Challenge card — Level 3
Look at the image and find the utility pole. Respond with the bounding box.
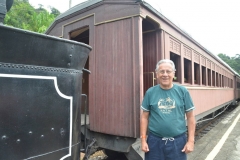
[69,0,72,9]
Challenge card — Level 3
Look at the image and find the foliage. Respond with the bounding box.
[4,0,35,29]
[4,0,60,33]
[218,53,240,74]
[49,6,61,17]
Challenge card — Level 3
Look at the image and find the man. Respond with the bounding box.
[140,59,196,160]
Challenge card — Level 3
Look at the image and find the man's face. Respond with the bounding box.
[156,63,175,89]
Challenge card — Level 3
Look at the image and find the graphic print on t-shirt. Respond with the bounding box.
[158,97,175,114]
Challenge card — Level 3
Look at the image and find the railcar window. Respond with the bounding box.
[212,71,215,86]
[202,66,206,85]
[208,69,211,86]
[216,73,219,87]
[237,81,240,88]
[225,77,228,87]
[218,73,220,87]
[226,77,228,87]
[223,76,225,87]
[184,58,192,83]
[222,75,224,87]
[194,63,200,85]
[170,52,180,83]
[219,74,220,87]
[219,74,222,87]
[219,74,221,87]
[227,77,228,87]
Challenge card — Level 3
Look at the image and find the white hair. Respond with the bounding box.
[155,59,176,72]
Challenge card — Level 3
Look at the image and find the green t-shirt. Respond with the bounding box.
[141,84,195,137]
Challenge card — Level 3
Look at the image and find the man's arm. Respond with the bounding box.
[140,110,149,152]
[182,110,196,154]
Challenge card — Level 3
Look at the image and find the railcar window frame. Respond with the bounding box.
[194,62,200,85]
[227,77,229,87]
[219,73,223,87]
[222,76,224,87]
[208,68,211,86]
[216,72,219,87]
[237,81,240,88]
[212,71,215,87]
[202,66,206,85]
[229,78,231,88]
[170,52,180,83]
[184,58,192,84]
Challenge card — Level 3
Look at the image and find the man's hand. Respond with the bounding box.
[182,141,194,154]
[141,141,149,152]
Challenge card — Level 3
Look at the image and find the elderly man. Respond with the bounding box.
[140,59,196,160]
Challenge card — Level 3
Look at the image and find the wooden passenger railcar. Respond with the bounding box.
[46,0,240,159]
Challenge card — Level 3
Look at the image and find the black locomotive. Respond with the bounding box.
[0,0,91,159]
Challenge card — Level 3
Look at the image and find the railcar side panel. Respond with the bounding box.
[188,88,234,120]
[90,17,142,137]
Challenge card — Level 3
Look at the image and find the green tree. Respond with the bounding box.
[26,10,55,33]
[218,53,240,74]
[49,7,60,17]
[233,54,240,74]
[4,0,60,33]
[4,0,35,29]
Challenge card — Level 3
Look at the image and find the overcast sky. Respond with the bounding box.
[29,0,240,57]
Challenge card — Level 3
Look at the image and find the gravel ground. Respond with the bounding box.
[80,150,108,160]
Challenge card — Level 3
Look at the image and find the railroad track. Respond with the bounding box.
[194,105,236,141]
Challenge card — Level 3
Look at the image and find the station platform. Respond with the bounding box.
[188,105,240,160]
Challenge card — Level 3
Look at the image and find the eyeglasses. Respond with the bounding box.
[158,70,174,74]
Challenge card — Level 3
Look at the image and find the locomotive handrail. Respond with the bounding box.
[81,94,88,153]
[83,68,91,74]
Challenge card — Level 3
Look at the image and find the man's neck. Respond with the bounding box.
[159,83,173,90]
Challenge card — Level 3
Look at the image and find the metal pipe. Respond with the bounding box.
[196,103,231,124]
[81,67,91,152]
[81,94,88,152]
[144,72,156,86]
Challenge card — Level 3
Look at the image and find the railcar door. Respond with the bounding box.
[142,18,160,93]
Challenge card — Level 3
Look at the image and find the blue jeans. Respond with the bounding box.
[145,132,187,160]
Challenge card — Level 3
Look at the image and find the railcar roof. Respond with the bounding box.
[46,0,240,77]
[55,0,102,20]
[141,1,240,77]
